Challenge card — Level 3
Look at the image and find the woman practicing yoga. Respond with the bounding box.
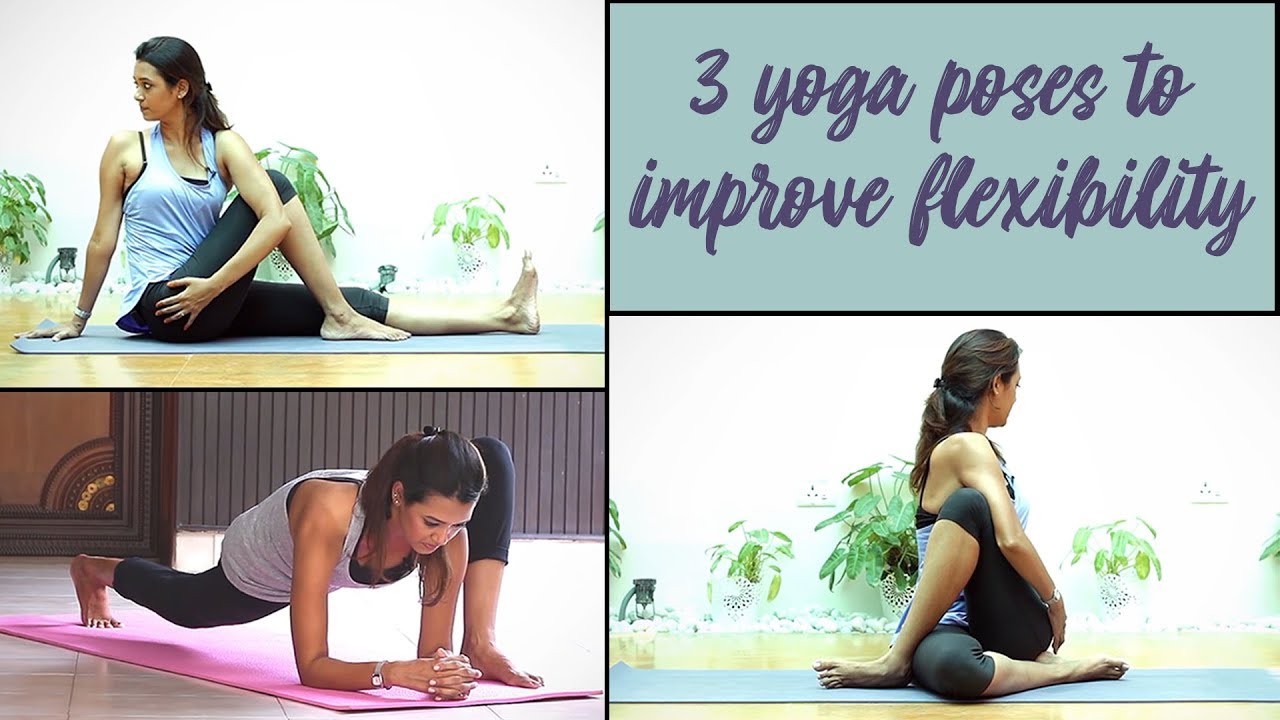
[814,329,1130,699]
[15,36,539,344]
[69,427,543,700]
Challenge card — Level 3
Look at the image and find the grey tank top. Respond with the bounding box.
[220,469,407,603]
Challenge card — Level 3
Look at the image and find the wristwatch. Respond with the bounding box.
[73,306,91,321]
[1042,587,1062,607]
[372,660,390,689]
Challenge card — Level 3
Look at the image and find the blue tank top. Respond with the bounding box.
[891,446,1030,644]
[116,124,228,334]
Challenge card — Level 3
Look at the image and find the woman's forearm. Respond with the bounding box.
[74,242,115,320]
[300,656,384,691]
[207,213,291,292]
[1000,537,1057,601]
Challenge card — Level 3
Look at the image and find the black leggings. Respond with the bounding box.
[909,488,1052,699]
[131,169,390,343]
[113,436,517,629]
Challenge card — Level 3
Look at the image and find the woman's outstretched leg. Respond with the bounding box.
[275,195,409,341]
[70,554,123,628]
[815,518,979,688]
[383,250,541,336]
[979,649,1129,697]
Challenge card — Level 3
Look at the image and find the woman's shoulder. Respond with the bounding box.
[287,477,361,536]
[933,432,996,463]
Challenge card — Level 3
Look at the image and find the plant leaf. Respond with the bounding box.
[768,573,781,602]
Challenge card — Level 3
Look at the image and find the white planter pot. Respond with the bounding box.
[712,576,763,624]
[1097,570,1143,622]
[879,576,916,622]
[454,242,487,287]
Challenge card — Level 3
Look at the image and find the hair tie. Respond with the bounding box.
[206,81,213,93]
[933,377,945,390]
[422,425,443,437]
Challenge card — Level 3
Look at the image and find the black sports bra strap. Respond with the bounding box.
[138,131,147,164]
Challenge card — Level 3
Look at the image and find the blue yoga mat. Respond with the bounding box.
[609,662,1280,703]
[11,319,603,354]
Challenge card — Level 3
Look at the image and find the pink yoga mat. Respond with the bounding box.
[0,612,601,711]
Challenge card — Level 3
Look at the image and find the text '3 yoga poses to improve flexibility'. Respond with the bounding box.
[813,330,1130,699]
[70,428,544,700]
[15,36,540,345]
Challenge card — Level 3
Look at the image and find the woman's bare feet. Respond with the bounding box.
[497,250,539,334]
[70,554,121,629]
[320,311,411,341]
[460,640,544,688]
[1037,649,1129,680]
[1062,655,1130,682]
[814,652,912,689]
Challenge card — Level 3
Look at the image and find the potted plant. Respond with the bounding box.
[705,521,793,623]
[815,456,919,620]
[1260,513,1280,561]
[608,498,627,578]
[1061,517,1162,621]
[0,170,51,285]
[227,142,353,281]
[430,195,510,286]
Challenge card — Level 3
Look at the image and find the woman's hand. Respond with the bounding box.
[14,316,85,342]
[386,650,483,700]
[1048,594,1068,654]
[155,276,221,331]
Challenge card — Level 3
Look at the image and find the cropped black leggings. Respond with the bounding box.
[130,169,389,343]
[113,436,517,629]
[910,488,1052,699]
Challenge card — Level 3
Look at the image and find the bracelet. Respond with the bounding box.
[73,306,91,321]
[1042,587,1062,607]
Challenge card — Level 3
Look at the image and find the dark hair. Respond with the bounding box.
[358,427,488,605]
[909,329,1022,497]
[134,37,231,166]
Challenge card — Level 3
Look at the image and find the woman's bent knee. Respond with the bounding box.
[264,169,298,204]
[937,487,992,541]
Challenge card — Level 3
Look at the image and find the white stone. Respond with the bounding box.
[631,619,654,633]
[851,616,867,632]
[818,618,839,633]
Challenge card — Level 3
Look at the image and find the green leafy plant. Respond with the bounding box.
[227,142,351,258]
[593,211,604,233]
[432,195,510,250]
[815,456,919,594]
[0,170,51,265]
[1261,513,1280,561]
[1062,517,1163,581]
[608,498,627,578]
[705,521,793,604]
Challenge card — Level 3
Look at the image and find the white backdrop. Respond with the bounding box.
[0,0,602,291]
[610,316,1280,626]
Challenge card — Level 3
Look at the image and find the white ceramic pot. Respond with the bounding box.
[879,576,916,622]
[1098,570,1141,621]
[713,576,763,624]
[454,241,486,285]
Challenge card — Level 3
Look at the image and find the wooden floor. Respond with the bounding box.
[609,631,1280,719]
[1,293,604,387]
[0,539,604,719]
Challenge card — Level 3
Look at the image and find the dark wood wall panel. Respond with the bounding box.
[175,392,604,538]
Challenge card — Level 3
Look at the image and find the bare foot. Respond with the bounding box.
[320,312,410,341]
[814,652,912,689]
[1063,655,1130,682]
[70,555,121,629]
[498,250,539,334]
[461,640,544,689]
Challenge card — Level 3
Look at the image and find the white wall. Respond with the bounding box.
[609,316,1280,625]
[0,0,603,291]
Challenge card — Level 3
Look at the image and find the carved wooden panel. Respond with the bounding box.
[0,392,176,561]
